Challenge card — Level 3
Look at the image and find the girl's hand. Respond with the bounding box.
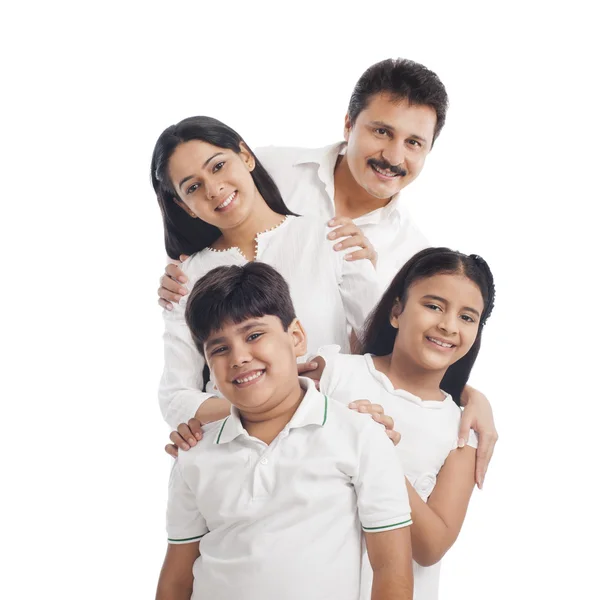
[458,385,498,489]
[327,217,378,267]
[348,399,401,445]
[158,255,190,311]
[165,418,204,458]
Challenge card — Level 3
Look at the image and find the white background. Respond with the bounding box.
[2,1,598,598]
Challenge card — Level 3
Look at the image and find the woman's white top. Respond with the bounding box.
[317,346,478,600]
[159,216,382,429]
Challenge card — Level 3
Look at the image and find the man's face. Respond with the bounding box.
[344,93,437,200]
[204,315,307,415]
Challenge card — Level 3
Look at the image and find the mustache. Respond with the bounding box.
[367,158,407,177]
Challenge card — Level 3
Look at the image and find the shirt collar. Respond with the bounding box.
[292,141,404,222]
[214,377,328,445]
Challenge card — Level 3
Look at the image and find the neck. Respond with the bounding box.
[218,194,286,259]
[333,154,392,219]
[240,380,305,445]
[373,352,446,401]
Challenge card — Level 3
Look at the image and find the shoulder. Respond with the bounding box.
[176,420,225,465]
[325,395,385,437]
[254,145,306,171]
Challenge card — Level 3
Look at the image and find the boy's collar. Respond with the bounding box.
[214,377,328,445]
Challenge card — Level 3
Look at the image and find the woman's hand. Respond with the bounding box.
[459,385,498,489]
[327,217,378,267]
[158,255,190,311]
[348,399,401,445]
[165,418,204,458]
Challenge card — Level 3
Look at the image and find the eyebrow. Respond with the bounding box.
[422,294,481,318]
[177,152,224,190]
[205,320,268,350]
[369,120,428,144]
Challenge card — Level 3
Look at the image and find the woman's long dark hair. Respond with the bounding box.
[151,116,297,259]
[360,247,496,405]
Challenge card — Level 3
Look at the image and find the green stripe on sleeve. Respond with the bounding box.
[363,519,412,531]
[167,534,205,543]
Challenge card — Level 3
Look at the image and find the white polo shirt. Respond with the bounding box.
[166,378,412,600]
[159,215,383,429]
[316,346,477,600]
[256,143,430,288]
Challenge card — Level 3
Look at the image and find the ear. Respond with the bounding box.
[288,318,308,358]
[389,298,403,329]
[173,197,197,218]
[238,141,256,172]
[343,112,352,142]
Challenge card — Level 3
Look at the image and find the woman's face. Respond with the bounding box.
[391,273,485,373]
[168,140,258,229]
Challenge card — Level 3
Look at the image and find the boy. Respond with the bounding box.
[156,262,413,600]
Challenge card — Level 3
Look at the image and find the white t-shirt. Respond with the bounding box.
[317,346,477,600]
[166,378,412,600]
[159,216,382,428]
[256,142,430,289]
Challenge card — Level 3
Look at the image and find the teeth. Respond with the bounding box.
[373,165,397,177]
[217,191,236,209]
[234,370,263,384]
[428,337,454,348]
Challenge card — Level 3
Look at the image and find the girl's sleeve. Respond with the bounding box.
[159,301,214,429]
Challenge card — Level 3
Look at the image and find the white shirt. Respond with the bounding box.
[166,378,412,600]
[317,347,478,600]
[256,143,430,288]
[159,216,382,429]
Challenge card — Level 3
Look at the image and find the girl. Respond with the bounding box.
[151,116,383,429]
[314,247,495,600]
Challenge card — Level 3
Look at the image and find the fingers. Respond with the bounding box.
[161,271,188,295]
[165,444,179,458]
[166,263,188,283]
[386,429,401,446]
[176,423,197,449]
[297,361,319,375]
[333,234,369,252]
[187,418,204,441]
[169,431,191,451]
[328,216,353,228]
[327,223,362,240]
[377,414,395,432]
[475,431,498,489]
[457,414,473,449]
[159,298,174,311]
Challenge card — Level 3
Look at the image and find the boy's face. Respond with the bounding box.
[344,93,437,200]
[204,316,307,414]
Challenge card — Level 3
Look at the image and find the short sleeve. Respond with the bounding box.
[166,460,208,545]
[353,419,412,533]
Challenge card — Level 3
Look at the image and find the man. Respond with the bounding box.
[157,58,498,487]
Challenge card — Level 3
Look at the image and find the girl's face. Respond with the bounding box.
[168,140,258,230]
[391,273,485,373]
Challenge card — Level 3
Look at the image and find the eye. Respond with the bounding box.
[374,127,391,138]
[460,314,476,323]
[212,161,225,173]
[407,139,422,148]
[247,332,263,342]
[186,182,201,195]
[210,345,228,356]
[424,303,442,312]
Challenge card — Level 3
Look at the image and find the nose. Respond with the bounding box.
[204,175,225,201]
[438,313,459,336]
[230,341,252,369]
[382,139,406,168]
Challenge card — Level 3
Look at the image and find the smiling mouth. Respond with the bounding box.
[370,163,402,179]
[426,336,456,349]
[215,191,237,211]
[232,369,265,386]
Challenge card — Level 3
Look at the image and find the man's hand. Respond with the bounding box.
[165,418,203,458]
[327,217,378,267]
[459,385,498,489]
[349,399,401,445]
[158,255,190,311]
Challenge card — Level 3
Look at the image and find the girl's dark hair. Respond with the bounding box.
[360,247,495,404]
[185,262,297,355]
[151,116,297,259]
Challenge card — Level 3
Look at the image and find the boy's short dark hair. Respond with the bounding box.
[347,58,449,145]
[185,262,297,354]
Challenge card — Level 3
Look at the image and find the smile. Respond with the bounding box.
[426,336,456,349]
[371,164,400,179]
[232,369,265,385]
[216,191,237,211]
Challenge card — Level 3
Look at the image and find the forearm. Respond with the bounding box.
[406,480,452,567]
[155,578,193,600]
[193,396,231,424]
[371,565,413,600]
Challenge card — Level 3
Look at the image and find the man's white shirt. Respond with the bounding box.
[167,378,412,600]
[256,142,430,288]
